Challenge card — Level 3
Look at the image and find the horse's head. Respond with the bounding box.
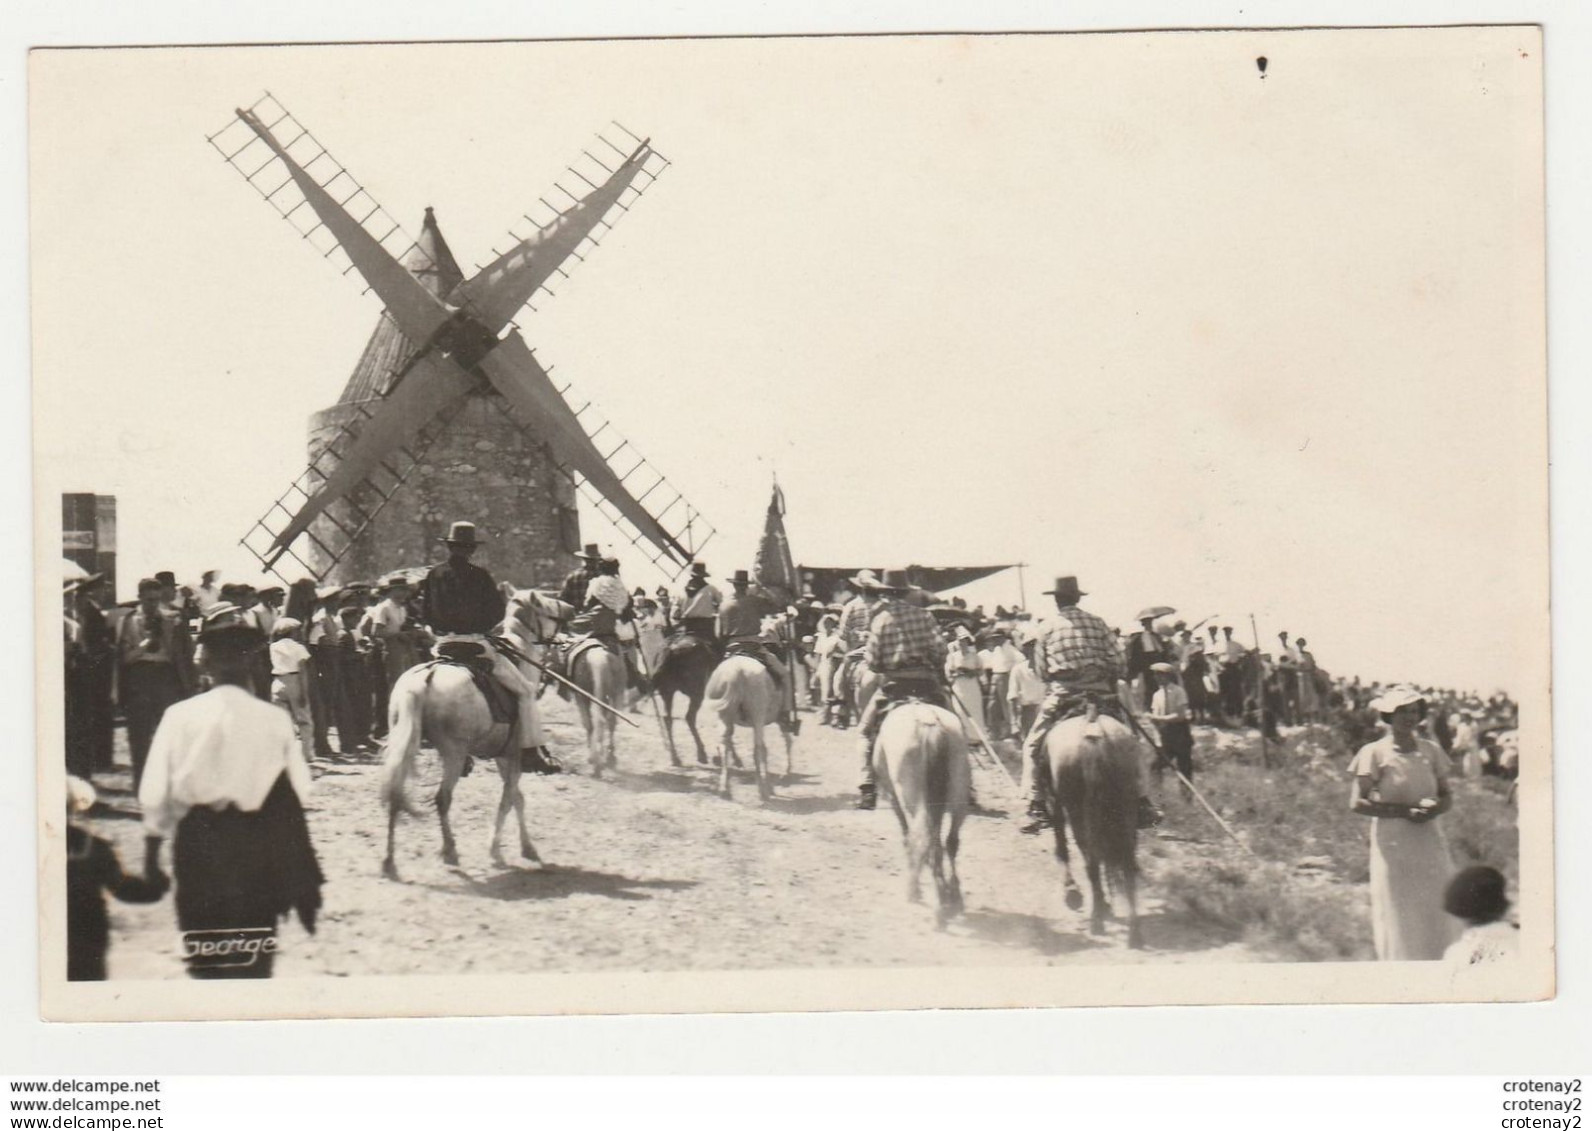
[505,588,571,644]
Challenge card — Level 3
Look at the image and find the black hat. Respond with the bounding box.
[730,569,751,586]
[575,542,602,560]
[689,562,709,578]
[877,569,913,592]
[442,521,482,547]
[154,571,177,587]
[1042,576,1086,601]
[197,604,266,650]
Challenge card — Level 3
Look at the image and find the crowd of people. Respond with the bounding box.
[59,538,1521,978]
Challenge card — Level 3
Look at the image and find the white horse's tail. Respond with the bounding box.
[381,669,428,816]
[702,662,737,719]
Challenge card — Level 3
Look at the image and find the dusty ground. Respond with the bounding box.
[83,696,1267,979]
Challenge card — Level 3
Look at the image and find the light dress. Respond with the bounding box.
[1348,735,1460,960]
[1444,921,1519,965]
[946,647,987,734]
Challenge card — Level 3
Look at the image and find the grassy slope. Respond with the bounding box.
[1148,725,1518,962]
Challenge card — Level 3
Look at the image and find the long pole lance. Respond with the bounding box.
[942,677,1021,795]
[1120,697,1256,858]
[492,636,641,729]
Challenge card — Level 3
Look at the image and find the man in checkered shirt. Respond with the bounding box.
[855,570,949,810]
[1019,575,1159,833]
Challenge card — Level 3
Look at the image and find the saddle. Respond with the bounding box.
[428,643,516,726]
[546,634,622,700]
[726,640,784,681]
[666,626,720,660]
[1032,688,1127,748]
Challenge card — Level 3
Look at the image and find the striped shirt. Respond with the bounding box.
[865,598,947,675]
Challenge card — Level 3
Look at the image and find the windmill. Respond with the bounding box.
[208,93,714,585]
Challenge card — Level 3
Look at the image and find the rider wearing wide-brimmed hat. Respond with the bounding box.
[1019,576,1157,834]
[557,542,605,613]
[830,569,883,729]
[718,568,786,692]
[675,560,723,644]
[418,521,562,775]
[854,569,950,810]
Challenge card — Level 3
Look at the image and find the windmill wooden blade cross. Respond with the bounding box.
[213,94,710,583]
[475,333,691,564]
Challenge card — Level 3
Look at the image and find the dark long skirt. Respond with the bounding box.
[173,774,323,979]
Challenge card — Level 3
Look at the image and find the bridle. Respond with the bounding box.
[508,591,562,647]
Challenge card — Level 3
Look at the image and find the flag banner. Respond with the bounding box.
[753,483,798,604]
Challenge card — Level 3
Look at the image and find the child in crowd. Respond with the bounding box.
[65,776,167,980]
[1442,865,1519,965]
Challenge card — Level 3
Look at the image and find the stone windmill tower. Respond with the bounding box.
[212,94,714,589]
[306,208,580,586]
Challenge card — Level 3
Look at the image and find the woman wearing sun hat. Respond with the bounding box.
[1347,685,1459,960]
[945,624,988,736]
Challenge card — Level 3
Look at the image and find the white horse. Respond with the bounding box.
[378,587,567,880]
[874,701,971,927]
[702,654,794,801]
[381,663,532,880]
[571,644,627,777]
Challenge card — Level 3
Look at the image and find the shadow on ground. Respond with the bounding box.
[954,907,1114,958]
[419,865,699,904]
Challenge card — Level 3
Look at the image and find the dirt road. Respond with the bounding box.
[83,695,1264,979]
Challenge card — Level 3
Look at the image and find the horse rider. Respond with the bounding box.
[1019,576,1159,834]
[557,542,604,613]
[832,569,882,728]
[571,556,640,681]
[855,569,950,811]
[718,569,786,693]
[674,561,723,645]
[418,521,562,775]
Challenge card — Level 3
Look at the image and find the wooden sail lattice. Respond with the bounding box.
[208,93,670,322]
[212,93,702,584]
[486,370,717,577]
[239,394,472,584]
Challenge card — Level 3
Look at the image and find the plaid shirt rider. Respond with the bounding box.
[865,598,947,675]
[1038,606,1124,687]
[838,596,876,651]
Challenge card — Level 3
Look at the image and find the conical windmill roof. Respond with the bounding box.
[334,207,467,405]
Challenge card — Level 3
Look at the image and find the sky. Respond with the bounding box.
[30,29,1545,694]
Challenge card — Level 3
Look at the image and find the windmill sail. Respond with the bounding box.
[475,334,691,563]
[215,94,708,582]
[455,139,658,331]
[265,354,476,556]
[233,107,455,343]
